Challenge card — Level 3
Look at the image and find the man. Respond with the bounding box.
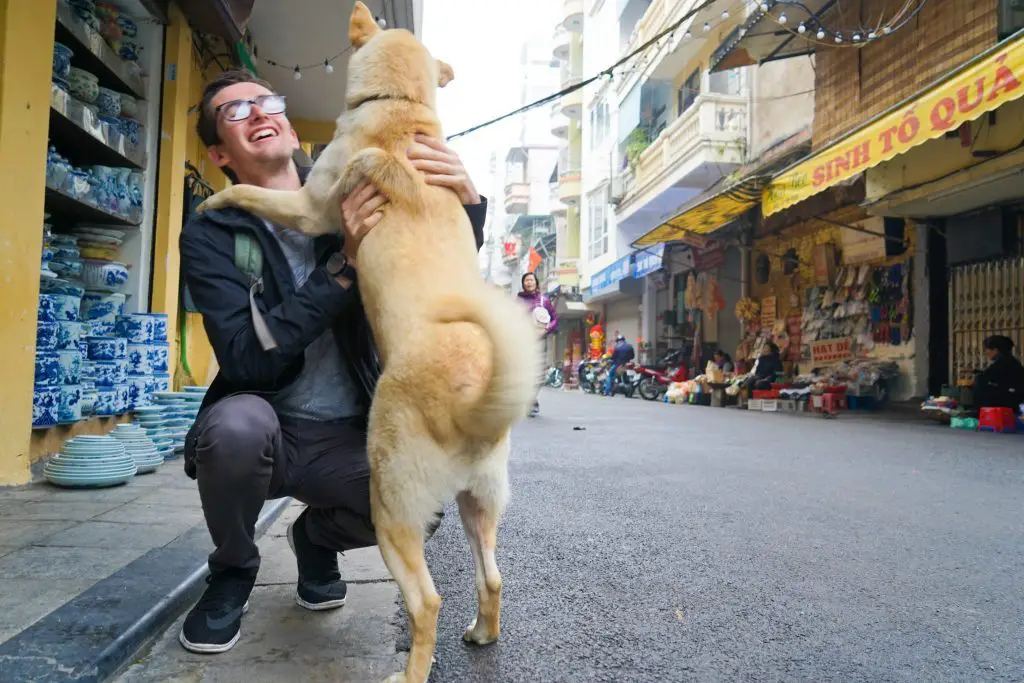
[603,334,635,396]
[178,70,487,654]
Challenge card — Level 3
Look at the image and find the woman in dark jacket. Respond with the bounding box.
[748,341,783,391]
[975,335,1024,410]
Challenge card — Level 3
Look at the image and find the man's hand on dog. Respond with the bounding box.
[338,136,480,269]
[408,134,481,205]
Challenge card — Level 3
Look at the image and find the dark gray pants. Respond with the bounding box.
[188,394,376,574]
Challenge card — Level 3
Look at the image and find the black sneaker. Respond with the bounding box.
[178,569,256,654]
[528,401,540,417]
[287,509,348,611]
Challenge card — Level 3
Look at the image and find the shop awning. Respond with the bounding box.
[762,30,1024,217]
[709,0,838,73]
[631,176,764,248]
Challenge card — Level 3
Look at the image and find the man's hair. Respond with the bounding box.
[196,69,275,147]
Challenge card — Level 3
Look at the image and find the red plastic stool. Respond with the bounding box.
[978,407,1018,433]
[821,392,846,416]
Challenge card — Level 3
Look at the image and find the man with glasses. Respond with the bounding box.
[178,70,487,654]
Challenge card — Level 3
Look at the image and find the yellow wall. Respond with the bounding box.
[0,0,59,484]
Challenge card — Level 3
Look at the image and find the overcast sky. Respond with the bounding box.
[421,0,555,211]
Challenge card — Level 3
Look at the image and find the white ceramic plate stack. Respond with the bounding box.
[109,423,163,474]
[132,405,174,460]
[44,434,137,488]
[150,392,190,455]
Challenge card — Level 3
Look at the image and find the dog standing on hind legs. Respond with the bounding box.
[196,3,539,682]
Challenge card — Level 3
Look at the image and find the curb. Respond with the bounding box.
[0,497,293,683]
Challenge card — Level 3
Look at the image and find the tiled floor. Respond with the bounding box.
[0,462,205,644]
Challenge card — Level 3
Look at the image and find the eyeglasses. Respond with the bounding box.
[215,94,287,122]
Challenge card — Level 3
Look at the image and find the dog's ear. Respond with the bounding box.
[349,1,381,49]
[437,60,455,88]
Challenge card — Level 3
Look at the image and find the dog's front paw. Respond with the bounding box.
[463,618,500,646]
[196,192,229,214]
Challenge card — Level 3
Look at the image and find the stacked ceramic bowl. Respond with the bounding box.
[109,423,163,474]
[116,312,170,409]
[149,388,207,455]
[132,405,175,460]
[44,434,136,488]
[34,282,84,429]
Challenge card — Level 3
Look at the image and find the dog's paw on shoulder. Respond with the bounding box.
[195,194,226,214]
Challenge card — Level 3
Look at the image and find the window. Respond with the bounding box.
[589,99,610,150]
[588,189,609,261]
[677,68,700,116]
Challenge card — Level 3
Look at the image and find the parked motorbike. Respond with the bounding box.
[543,365,564,389]
[636,349,689,401]
[605,362,642,398]
[576,358,605,394]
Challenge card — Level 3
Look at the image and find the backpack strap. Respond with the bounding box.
[233,232,278,352]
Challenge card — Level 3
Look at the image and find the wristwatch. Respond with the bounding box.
[326,253,357,281]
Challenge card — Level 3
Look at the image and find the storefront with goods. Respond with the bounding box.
[1,0,278,486]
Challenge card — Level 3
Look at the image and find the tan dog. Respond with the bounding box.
[197,3,540,682]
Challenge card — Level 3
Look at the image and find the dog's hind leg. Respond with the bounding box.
[458,435,511,646]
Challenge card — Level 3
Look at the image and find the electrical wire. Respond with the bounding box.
[447,0,725,140]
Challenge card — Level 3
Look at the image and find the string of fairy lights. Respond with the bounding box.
[251,15,388,80]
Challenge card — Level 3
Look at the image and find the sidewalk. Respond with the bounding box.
[0,464,288,681]
[114,501,405,682]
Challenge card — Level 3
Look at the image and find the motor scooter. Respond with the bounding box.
[604,362,642,398]
[636,349,689,401]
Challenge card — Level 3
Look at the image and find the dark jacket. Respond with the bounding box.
[975,353,1024,409]
[179,175,487,418]
[611,341,635,366]
[753,351,783,381]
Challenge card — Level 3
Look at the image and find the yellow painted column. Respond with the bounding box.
[0,0,58,485]
[151,3,193,388]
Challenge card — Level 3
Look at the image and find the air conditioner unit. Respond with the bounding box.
[610,176,626,205]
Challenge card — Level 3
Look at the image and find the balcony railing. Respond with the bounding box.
[622,92,747,203]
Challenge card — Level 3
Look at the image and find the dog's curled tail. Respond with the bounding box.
[435,290,541,440]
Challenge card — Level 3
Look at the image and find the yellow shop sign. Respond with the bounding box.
[763,33,1024,216]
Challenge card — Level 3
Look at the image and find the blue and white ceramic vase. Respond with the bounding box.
[93,388,119,416]
[146,342,169,374]
[58,384,83,423]
[116,314,154,343]
[35,352,62,386]
[115,383,130,413]
[32,386,61,428]
[55,321,83,350]
[38,293,81,323]
[148,313,168,342]
[126,343,151,375]
[126,376,149,409]
[147,374,171,394]
[57,349,82,385]
[93,359,128,387]
[87,336,128,361]
[37,322,60,352]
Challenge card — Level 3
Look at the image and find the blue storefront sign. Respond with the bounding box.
[589,254,635,297]
[632,244,665,279]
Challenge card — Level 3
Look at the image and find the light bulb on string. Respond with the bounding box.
[375,15,387,28]
[853,32,861,41]
[798,23,806,33]
[778,12,787,24]
[759,2,769,11]
[868,31,876,39]
[721,9,729,19]
[293,65,302,80]
[882,25,892,34]
[816,28,826,39]
[703,21,710,32]
[324,59,334,74]
[834,33,842,43]
[684,29,691,39]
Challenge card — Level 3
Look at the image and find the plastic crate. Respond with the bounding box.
[761,399,780,412]
[778,399,797,412]
[752,389,780,400]
[748,399,763,411]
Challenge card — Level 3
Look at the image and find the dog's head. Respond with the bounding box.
[345,1,453,110]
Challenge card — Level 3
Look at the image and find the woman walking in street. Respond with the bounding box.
[517,272,559,416]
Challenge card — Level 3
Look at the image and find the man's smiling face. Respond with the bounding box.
[206,81,299,179]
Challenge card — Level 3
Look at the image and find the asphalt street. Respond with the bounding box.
[119,390,1024,682]
[415,390,1024,682]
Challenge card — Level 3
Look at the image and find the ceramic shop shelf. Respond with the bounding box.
[55,4,146,99]
[45,185,141,228]
[49,92,145,170]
